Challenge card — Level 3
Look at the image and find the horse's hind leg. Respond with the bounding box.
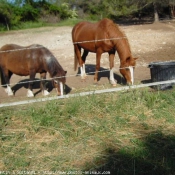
[74,45,87,79]
[109,51,117,86]
[40,72,49,96]
[81,50,88,79]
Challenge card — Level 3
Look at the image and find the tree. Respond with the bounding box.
[102,0,137,18]
[136,0,172,22]
[0,1,14,30]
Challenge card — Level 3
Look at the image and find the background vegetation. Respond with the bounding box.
[0,0,175,31]
[1,88,175,174]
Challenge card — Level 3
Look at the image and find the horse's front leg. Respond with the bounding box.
[40,72,49,96]
[80,63,86,80]
[27,70,35,97]
[109,51,117,86]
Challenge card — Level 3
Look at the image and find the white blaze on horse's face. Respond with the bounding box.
[59,82,63,96]
[129,66,134,85]
[54,80,63,96]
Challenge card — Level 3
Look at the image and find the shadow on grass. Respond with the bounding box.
[84,131,175,175]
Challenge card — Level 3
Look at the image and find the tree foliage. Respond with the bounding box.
[0,0,174,31]
[0,0,77,30]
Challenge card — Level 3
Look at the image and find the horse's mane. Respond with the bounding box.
[116,24,131,54]
[101,19,131,54]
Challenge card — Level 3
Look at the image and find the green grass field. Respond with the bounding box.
[0,19,86,32]
[1,88,175,175]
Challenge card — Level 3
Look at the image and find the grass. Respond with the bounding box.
[0,19,89,32]
[1,88,175,174]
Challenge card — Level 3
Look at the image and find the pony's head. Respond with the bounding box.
[52,71,67,96]
[120,57,137,85]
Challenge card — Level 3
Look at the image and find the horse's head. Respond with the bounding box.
[52,71,67,96]
[120,57,137,85]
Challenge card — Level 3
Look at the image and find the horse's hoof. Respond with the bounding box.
[43,90,50,96]
[57,92,62,96]
[94,79,98,84]
[27,94,34,97]
[127,83,131,86]
[81,74,87,80]
[27,90,34,97]
[5,86,13,96]
[7,92,13,96]
[110,80,117,86]
[81,78,86,82]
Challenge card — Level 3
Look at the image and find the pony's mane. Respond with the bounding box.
[46,54,64,78]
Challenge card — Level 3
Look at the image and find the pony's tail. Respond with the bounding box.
[0,66,7,86]
[0,67,5,85]
[74,50,78,71]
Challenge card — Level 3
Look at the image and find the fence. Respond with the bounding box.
[0,22,175,107]
[0,79,175,108]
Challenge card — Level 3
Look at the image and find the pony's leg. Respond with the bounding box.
[27,70,35,97]
[94,51,102,83]
[1,69,13,96]
[5,85,13,96]
[109,51,117,86]
[40,72,49,96]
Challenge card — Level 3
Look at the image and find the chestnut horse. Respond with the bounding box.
[0,44,67,97]
[72,18,137,85]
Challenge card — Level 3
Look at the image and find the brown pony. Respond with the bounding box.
[72,18,137,85]
[0,44,67,97]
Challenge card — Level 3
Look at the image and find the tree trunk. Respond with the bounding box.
[170,5,175,18]
[5,17,9,31]
[153,2,159,22]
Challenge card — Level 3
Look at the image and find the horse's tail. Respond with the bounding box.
[0,66,5,85]
[74,49,78,71]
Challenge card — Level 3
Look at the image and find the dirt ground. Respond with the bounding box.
[0,20,175,103]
